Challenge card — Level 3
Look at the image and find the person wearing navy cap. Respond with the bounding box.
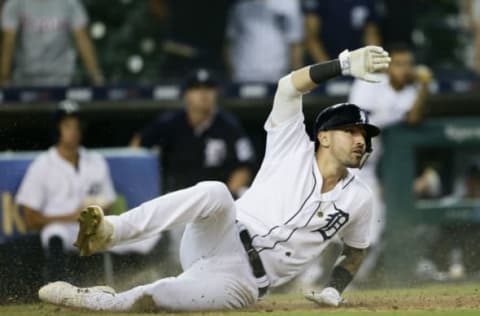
[131,68,256,196]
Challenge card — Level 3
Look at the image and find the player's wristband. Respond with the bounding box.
[326,266,353,294]
[338,49,351,75]
[309,59,342,84]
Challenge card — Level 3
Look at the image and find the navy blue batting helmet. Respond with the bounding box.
[313,103,380,153]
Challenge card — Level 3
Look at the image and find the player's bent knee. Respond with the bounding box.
[196,181,234,211]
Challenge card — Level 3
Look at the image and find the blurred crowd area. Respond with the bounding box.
[0,0,479,86]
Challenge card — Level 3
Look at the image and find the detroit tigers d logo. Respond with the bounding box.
[312,208,349,241]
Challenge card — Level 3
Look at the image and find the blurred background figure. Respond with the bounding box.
[130,68,256,197]
[414,166,443,199]
[15,100,116,282]
[0,0,103,86]
[464,0,480,73]
[378,0,416,47]
[225,0,304,83]
[348,43,433,279]
[303,0,381,63]
[149,0,232,78]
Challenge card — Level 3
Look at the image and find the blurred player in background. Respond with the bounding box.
[38,45,390,312]
[348,43,433,279]
[16,100,116,281]
[130,68,256,196]
[149,0,232,77]
[303,0,381,63]
[464,0,480,73]
[225,0,304,83]
[0,0,104,86]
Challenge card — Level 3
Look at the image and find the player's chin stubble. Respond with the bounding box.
[343,155,362,168]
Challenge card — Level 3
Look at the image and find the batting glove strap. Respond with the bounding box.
[339,49,351,76]
[305,287,344,307]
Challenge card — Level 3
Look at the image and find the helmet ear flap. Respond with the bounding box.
[365,133,372,153]
[359,132,373,169]
[359,152,370,169]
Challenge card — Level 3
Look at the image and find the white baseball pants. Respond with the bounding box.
[81,181,258,311]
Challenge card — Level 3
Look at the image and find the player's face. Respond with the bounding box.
[329,126,367,168]
[58,116,82,148]
[388,51,414,88]
[184,86,218,115]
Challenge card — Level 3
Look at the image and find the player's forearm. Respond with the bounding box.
[327,246,365,293]
[272,46,390,125]
[338,246,366,274]
[290,43,303,70]
[1,30,16,84]
[291,58,342,93]
[406,83,429,125]
[227,167,252,196]
[305,14,330,63]
[364,23,381,46]
[306,39,330,63]
[271,56,343,125]
[475,22,480,73]
[24,207,79,230]
[73,29,104,85]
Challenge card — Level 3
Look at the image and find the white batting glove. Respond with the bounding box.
[305,287,344,307]
[339,46,391,83]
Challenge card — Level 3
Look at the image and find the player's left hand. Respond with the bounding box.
[305,287,344,307]
[339,46,391,83]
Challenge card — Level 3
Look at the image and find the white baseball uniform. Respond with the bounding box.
[73,75,373,312]
[348,74,418,244]
[16,147,116,250]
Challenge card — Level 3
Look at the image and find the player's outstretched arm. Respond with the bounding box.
[305,245,366,306]
[270,46,390,127]
[291,46,391,93]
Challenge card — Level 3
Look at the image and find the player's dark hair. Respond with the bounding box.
[52,100,82,144]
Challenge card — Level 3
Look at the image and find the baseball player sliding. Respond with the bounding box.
[39,45,390,312]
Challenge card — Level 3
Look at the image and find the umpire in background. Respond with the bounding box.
[130,68,256,197]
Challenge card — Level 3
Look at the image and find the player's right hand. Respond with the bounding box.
[339,46,391,83]
[305,287,344,307]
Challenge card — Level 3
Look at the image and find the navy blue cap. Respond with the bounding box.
[182,68,219,91]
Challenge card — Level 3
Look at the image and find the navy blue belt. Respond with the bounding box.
[238,226,269,297]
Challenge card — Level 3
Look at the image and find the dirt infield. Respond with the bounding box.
[1,283,479,316]
[249,284,480,313]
